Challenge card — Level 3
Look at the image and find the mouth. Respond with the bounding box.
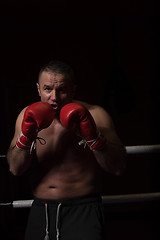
[51,103,58,110]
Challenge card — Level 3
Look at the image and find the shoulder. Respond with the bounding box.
[73,100,114,129]
[73,99,92,109]
[15,106,28,129]
[9,106,28,147]
[17,106,28,120]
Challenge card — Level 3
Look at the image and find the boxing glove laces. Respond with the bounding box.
[16,102,55,152]
[60,103,106,151]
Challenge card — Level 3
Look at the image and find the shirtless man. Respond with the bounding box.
[7,60,126,240]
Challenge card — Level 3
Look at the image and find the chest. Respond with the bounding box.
[35,120,89,162]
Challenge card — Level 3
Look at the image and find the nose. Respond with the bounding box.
[50,90,57,101]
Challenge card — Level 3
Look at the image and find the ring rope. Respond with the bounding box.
[125,144,160,154]
[102,192,160,204]
[1,192,160,208]
[0,144,160,208]
[1,144,160,158]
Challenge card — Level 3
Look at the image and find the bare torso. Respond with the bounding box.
[30,116,101,200]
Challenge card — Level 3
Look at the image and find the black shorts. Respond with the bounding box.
[25,194,106,240]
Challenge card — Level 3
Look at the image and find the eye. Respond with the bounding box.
[59,88,67,94]
[44,86,51,92]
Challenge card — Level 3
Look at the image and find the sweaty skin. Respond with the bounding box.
[7,71,126,200]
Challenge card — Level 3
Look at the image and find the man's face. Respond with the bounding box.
[37,71,76,114]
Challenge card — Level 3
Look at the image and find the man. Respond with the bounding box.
[7,60,126,240]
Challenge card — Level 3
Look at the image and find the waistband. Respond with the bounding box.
[33,193,102,207]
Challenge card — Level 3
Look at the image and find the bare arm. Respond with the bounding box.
[7,108,33,176]
[90,105,127,176]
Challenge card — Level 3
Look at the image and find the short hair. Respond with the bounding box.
[38,60,75,84]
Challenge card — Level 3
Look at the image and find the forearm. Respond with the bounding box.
[7,145,33,176]
[93,142,127,176]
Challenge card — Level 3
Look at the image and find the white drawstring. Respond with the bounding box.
[56,203,62,240]
[44,203,49,240]
[44,202,62,240]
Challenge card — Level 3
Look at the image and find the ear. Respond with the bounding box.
[36,83,41,97]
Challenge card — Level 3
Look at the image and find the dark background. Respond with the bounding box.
[0,0,160,239]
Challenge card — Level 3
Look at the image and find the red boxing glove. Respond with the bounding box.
[60,103,106,150]
[16,102,55,151]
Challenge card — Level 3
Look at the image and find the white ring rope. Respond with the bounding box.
[1,192,160,208]
[0,200,34,208]
[125,144,160,154]
[102,192,160,204]
[1,144,160,159]
[0,144,160,208]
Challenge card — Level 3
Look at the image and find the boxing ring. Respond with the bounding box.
[0,144,160,208]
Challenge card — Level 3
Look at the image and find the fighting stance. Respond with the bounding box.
[7,61,126,240]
